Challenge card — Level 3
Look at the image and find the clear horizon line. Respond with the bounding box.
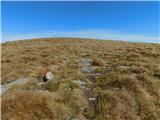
[1,29,160,43]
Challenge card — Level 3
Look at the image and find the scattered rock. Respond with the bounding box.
[89,97,96,101]
[87,75,97,81]
[113,87,120,90]
[79,58,93,66]
[81,66,96,73]
[87,73,101,81]
[91,73,101,76]
[118,65,129,71]
[40,41,47,45]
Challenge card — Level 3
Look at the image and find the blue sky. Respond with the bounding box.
[1,1,160,43]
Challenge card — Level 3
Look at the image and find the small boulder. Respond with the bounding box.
[44,72,54,82]
[38,65,57,82]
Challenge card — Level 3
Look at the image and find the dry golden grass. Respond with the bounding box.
[2,91,56,120]
[1,38,160,120]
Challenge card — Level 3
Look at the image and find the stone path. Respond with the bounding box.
[77,58,103,102]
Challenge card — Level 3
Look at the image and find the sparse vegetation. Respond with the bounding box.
[1,38,160,120]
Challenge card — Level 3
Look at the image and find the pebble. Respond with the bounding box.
[89,97,96,101]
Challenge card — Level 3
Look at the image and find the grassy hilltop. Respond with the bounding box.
[1,38,160,120]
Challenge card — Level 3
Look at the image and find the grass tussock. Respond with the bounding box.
[2,91,56,120]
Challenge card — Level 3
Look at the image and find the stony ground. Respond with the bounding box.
[1,38,160,120]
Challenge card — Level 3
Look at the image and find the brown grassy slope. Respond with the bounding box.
[2,38,159,83]
[1,38,160,120]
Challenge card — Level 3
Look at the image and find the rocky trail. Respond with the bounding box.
[77,58,105,103]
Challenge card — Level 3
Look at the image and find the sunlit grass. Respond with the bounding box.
[1,38,160,120]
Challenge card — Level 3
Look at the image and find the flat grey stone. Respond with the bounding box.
[81,66,96,73]
[1,78,30,94]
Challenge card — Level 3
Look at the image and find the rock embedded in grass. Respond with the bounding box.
[79,58,93,66]
[87,73,102,82]
[44,72,54,82]
[81,66,96,73]
[89,97,96,101]
[39,65,58,82]
[1,78,31,94]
